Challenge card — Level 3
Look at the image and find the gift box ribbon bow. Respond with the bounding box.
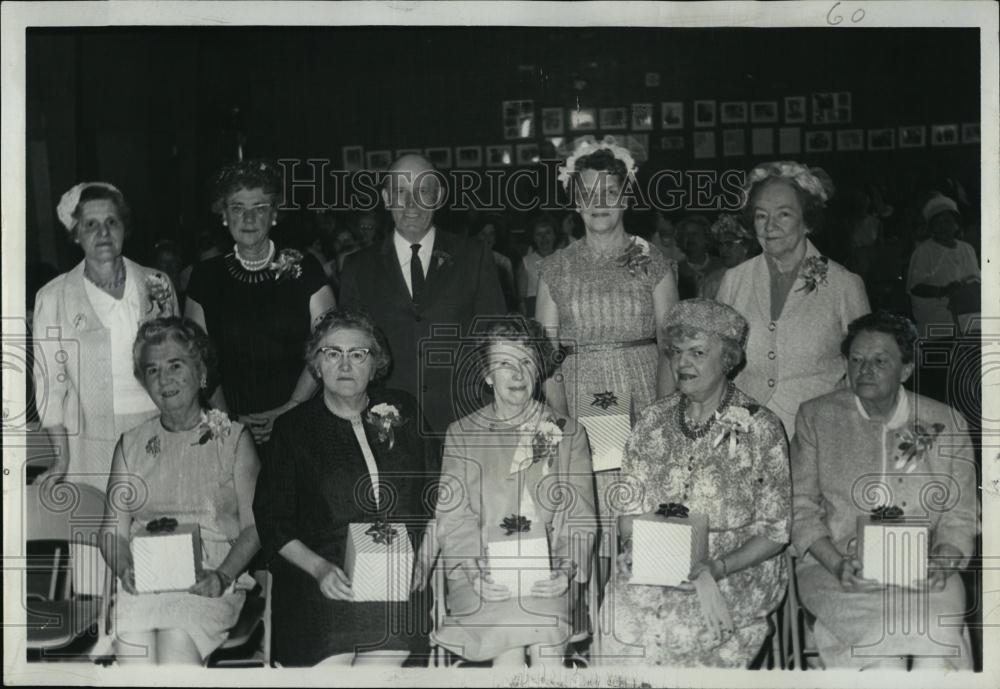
[500,514,532,535]
[870,505,905,521]
[146,517,179,533]
[365,520,399,545]
[656,502,690,518]
[590,391,618,410]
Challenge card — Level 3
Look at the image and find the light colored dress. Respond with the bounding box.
[600,387,790,667]
[112,415,250,659]
[539,238,673,530]
[791,388,977,669]
[432,404,597,661]
[906,238,980,338]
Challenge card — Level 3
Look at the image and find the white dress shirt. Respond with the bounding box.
[393,226,436,297]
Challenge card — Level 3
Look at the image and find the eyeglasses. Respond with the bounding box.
[225,203,273,219]
[316,346,372,365]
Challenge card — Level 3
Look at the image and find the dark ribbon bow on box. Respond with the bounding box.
[656,502,690,519]
[365,520,398,545]
[146,517,179,533]
[500,514,532,536]
[870,505,905,521]
[590,391,618,410]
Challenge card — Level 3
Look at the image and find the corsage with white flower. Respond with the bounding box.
[712,405,757,458]
[145,273,174,315]
[557,135,638,190]
[270,248,304,282]
[796,256,830,294]
[365,403,405,449]
[893,422,945,473]
[613,236,653,278]
[431,249,453,270]
[509,414,566,475]
[193,409,232,447]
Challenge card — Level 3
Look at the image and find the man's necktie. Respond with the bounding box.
[410,243,425,303]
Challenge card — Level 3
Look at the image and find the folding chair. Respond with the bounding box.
[207,569,273,667]
[783,550,822,670]
[25,482,112,657]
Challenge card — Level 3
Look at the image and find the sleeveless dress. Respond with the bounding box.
[112,415,251,658]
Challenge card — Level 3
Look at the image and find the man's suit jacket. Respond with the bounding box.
[339,230,505,435]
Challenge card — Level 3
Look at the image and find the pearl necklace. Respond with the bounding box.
[84,261,126,291]
[677,381,735,440]
[234,240,275,271]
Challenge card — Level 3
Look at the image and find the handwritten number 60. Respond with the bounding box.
[827,2,866,25]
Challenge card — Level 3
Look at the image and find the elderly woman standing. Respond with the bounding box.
[33,182,179,490]
[433,318,597,667]
[185,160,336,450]
[602,299,790,667]
[252,309,439,667]
[716,161,870,436]
[791,312,977,670]
[101,317,260,664]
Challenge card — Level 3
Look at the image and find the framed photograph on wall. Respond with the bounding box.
[645,72,660,87]
[752,128,774,155]
[660,102,684,129]
[631,103,654,131]
[660,135,685,150]
[599,107,628,131]
[623,134,650,163]
[722,129,745,157]
[502,99,535,140]
[867,128,895,150]
[779,127,801,154]
[342,145,364,172]
[720,102,748,124]
[693,131,716,158]
[516,143,541,165]
[804,130,833,153]
[486,145,512,167]
[541,107,565,136]
[784,96,806,123]
[898,126,926,148]
[962,122,981,143]
[812,92,851,124]
[365,150,392,171]
[836,129,865,151]
[425,147,453,169]
[694,100,717,127]
[751,101,778,124]
[455,146,483,168]
[931,124,959,146]
[569,107,597,131]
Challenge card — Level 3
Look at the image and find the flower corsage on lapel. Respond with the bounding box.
[510,415,566,475]
[712,405,757,458]
[193,409,232,447]
[365,402,405,449]
[145,273,174,315]
[431,249,453,270]
[795,255,830,294]
[613,236,652,278]
[270,248,304,282]
[893,421,945,473]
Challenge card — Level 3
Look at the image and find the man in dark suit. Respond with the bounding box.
[340,154,505,436]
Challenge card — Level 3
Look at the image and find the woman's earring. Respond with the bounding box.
[271,218,277,226]
[222,219,228,227]
[200,375,207,390]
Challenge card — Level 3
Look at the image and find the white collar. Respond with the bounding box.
[393,226,436,264]
[854,385,910,429]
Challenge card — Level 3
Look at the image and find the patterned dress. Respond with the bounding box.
[600,387,790,667]
[112,415,251,659]
[539,238,673,532]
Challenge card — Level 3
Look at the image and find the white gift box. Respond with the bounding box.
[487,527,552,595]
[629,511,709,587]
[132,523,202,593]
[344,522,413,602]
[858,516,928,589]
[576,390,633,472]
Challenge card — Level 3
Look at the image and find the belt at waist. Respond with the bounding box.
[562,338,656,356]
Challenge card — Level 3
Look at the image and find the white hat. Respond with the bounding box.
[921,194,959,224]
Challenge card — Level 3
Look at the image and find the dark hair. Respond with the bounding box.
[132,317,219,402]
[305,308,392,383]
[209,159,283,213]
[475,316,556,391]
[743,176,827,235]
[528,213,558,252]
[72,185,132,237]
[841,311,919,364]
[558,211,585,246]
[573,148,628,185]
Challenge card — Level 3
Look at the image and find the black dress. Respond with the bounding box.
[252,389,441,667]
[186,249,328,417]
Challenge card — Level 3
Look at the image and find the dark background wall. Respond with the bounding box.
[26,27,981,268]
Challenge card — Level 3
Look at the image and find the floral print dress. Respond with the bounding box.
[599,387,791,667]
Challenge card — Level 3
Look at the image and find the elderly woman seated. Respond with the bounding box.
[601,299,790,667]
[432,317,597,667]
[252,308,439,667]
[791,311,978,670]
[100,317,260,665]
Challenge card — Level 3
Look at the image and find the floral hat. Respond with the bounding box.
[741,161,834,209]
[710,213,752,241]
[56,182,121,232]
[664,298,749,349]
[557,135,638,190]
